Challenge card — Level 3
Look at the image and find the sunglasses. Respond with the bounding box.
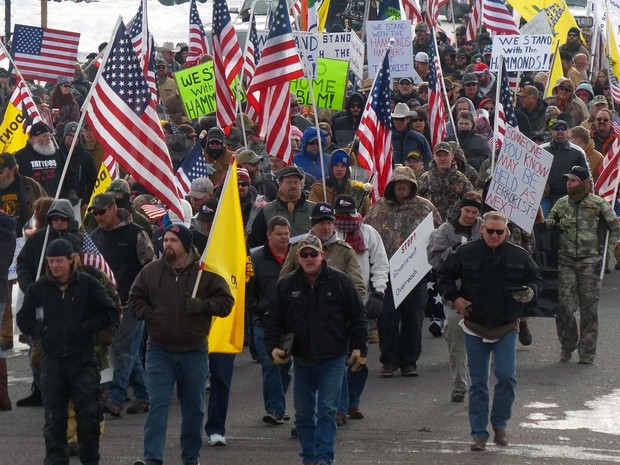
[465,82,478,87]
[412,118,425,122]
[92,207,109,216]
[596,118,610,122]
[484,228,505,236]
[238,181,249,187]
[60,83,72,88]
[568,33,578,37]
[558,85,572,92]
[208,140,223,145]
[350,103,363,108]
[298,250,320,259]
[49,215,69,222]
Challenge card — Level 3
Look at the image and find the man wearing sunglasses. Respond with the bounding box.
[437,211,542,451]
[265,234,367,465]
[332,92,365,148]
[546,166,620,364]
[544,77,585,127]
[591,108,617,156]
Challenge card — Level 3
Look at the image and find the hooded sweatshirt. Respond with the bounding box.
[293,127,331,180]
[332,92,365,147]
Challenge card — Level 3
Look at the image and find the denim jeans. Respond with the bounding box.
[143,344,208,464]
[337,362,368,413]
[294,355,346,465]
[465,331,517,441]
[205,353,236,437]
[378,280,427,367]
[109,308,148,406]
[253,324,291,417]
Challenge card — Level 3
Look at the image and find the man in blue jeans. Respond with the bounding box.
[437,211,542,451]
[129,224,233,465]
[266,235,368,465]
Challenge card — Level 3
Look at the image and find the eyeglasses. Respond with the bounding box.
[596,118,610,122]
[298,250,320,258]
[238,181,249,187]
[49,215,69,222]
[92,207,109,217]
[558,85,572,92]
[465,82,478,87]
[484,228,505,235]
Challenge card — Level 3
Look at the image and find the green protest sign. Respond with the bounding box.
[290,58,349,110]
[174,61,246,120]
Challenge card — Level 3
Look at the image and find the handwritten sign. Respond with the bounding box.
[175,61,246,120]
[319,32,365,79]
[365,20,414,78]
[490,35,553,72]
[290,58,348,110]
[8,237,25,281]
[485,126,554,233]
[519,10,553,36]
[389,213,434,308]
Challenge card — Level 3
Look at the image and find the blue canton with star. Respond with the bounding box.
[12,25,44,55]
[103,22,150,115]
[191,0,208,36]
[372,49,392,131]
[267,0,293,40]
[427,28,440,92]
[213,0,234,36]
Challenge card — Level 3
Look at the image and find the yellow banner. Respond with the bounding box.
[203,158,249,354]
[546,44,564,97]
[0,104,28,153]
[607,15,620,82]
[87,162,112,209]
[508,0,579,48]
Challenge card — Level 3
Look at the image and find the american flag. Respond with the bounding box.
[83,20,184,221]
[186,0,210,68]
[495,59,518,151]
[10,76,43,133]
[594,139,620,204]
[610,75,620,106]
[612,114,620,136]
[141,203,168,220]
[355,47,392,200]
[213,0,244,129]
[426,0,448,27]
[482,0,520,35]
[242,13,261,122]
[127,1,158,104]
[247,0,304,163]
[10,24,80,82]
[402,0,423,24]
[427,31,446,149]
[102,153,119,180]
[466,0,482,42]
[175,139,210,196]
[82,232,117,287]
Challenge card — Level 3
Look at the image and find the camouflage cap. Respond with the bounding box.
[106,179,131,198]
[434,142,453,154]
[297,234,322,253]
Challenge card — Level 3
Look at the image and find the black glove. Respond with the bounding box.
[185,297,205,314]
[365,292,384,320]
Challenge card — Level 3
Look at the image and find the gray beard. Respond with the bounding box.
[32,140,57,156]
[0,177,13,190]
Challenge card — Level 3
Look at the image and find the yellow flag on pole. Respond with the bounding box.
[0,103,28,153]
[508,0,579,48]
[202,158,249,353]
[546,43,564,97]
[87,162,113,210]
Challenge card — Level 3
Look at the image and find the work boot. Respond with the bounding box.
[16,382,42,407]
[519,320,532,346]
[0,358,11,410]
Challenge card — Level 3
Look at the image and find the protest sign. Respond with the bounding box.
[175,61,246,120]
[319,32,365,79]
[389,213,434,308]
[257,31,319,78]
[519,10,553,36]
[8,237,25,281]
[489,35,553,72]
[365,20,414,78]
[290,58,348,110]
[485,126,554,233]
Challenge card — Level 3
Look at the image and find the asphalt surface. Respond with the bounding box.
[3,271,620,465]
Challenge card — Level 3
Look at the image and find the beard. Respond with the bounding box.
[32,139,57,156]
[0,174,14,190]
[164,248,177,261]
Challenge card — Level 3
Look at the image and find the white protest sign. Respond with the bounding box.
[485,126,554,233]
[318,32,365,79]
[8,237,25,281]
[257,31,319,78]
[389,213,434,308]
[519,10,553,36]
[365,20,414,78]
[489,35,553,72]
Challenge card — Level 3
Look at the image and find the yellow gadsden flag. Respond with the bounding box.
[87,162,113,209]
[202,157,249,353]
[508,0,579,48]
[0,103,28,153]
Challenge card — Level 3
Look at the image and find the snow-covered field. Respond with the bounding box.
[0,0,243,60]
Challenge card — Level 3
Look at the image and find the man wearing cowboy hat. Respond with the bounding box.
[391,103,432,167]
[156,41,182,73]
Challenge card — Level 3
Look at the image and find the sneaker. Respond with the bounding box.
[208,434,226,446]
[262,411,284,425]
[336,411,347,426]
[470,437,486,451]
[380,363,398,378]
[450,390,466,402]
[560,349,572,363]
[428,319,443,337]
[347,405,364,420]
[126,400,149,414]
[578,356,594,365]
[368,329,379,344]
[519,320,532,346]
[102,398,123,417]
[400,364,418,377]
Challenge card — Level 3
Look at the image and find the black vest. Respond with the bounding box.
[91,222,144,304]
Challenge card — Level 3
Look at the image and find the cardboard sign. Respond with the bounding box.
[365,20,414,78]
[389,213,434,308]
[490,35,553,72]
[8,237,25,281]
[290,58,349,110]
[519,10,553,36]
[175,61,246,120]
[485,126,554,233]
[318,32,365,79]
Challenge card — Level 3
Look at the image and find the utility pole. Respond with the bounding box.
[4,0,10,42]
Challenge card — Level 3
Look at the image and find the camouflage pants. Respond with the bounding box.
[556,263,601,360]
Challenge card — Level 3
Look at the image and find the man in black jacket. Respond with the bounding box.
[265,234,367,465]
[437,211,542,452]
[17,238,119,465]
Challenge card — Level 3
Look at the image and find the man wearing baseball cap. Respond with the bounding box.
[413,22,430,55]
[546,166,620,364]
[201,127,232,187]
[187,177,214,214]
[517,85,547,133]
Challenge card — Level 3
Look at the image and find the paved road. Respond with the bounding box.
[3,273,620,465]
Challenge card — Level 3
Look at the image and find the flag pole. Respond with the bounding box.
[431,28,459,148]
[491,55,504,175]
[543,42,559,99]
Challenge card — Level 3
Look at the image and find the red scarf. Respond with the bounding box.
[334,214,366,253]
